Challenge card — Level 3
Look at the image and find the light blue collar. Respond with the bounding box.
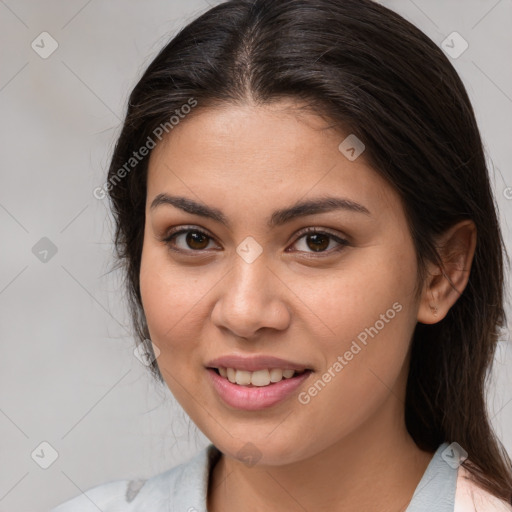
[167,441,456,512]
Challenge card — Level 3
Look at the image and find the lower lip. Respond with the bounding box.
[206,368,312,410]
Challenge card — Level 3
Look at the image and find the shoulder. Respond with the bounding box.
[49,473,174,512]
[455,465,512,512]
[50,478,138,512]
[50,444,220,512]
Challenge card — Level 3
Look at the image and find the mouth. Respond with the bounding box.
[207,367,312,387]
[206,366,314,410]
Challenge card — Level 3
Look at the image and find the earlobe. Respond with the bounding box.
[417,220,477,325]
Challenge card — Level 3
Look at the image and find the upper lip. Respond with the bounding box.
[206,355,312,372]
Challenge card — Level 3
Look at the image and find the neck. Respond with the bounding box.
[207,391,434,512]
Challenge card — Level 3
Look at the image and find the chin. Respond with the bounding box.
[213,433,307,467]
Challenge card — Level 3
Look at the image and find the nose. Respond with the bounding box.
[211,253,291,339]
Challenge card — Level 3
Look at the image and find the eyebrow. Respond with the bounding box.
[150,193,371,228]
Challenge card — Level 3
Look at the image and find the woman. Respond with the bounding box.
[52,0,512,510]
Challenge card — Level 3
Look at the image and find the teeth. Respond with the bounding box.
[250,369,271,386]
[218,367,303,386]
[270,368,284,382]
[235,370,252,386]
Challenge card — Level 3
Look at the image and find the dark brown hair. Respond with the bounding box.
[105,0,512,502]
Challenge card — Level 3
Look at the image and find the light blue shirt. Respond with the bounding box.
[51,442,458,511]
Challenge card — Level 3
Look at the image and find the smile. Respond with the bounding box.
[206,368,313,410]
[212,367,307,387]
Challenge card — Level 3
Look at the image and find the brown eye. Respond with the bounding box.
[289,228,349,256]
[304,233,330,252]
[163,228,216,252]
[162,226,348,258]
[184,231,210,250]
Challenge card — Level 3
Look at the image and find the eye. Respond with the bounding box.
[287,228,349,256]
[162,226,218,253]
[161,226,349,257]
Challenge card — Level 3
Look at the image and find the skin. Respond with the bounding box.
[139,100,477,512]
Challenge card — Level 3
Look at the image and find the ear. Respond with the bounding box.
[417,220,477,325]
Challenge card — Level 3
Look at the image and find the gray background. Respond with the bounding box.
[0,1,511,510]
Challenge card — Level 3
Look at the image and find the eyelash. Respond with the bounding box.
[161,225,349,258]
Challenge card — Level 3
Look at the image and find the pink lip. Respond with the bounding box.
[206,368,313,410]
[205,354,312,372]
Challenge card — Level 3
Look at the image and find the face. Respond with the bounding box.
[140,100,422,466]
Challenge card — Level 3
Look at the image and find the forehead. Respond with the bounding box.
[146,101,401,219]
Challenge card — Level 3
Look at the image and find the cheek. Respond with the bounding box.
[139,242,187,347]
[292,244,416,348]
[295,248,417,430]
[139,241,219,357]
[139,246,207,400]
